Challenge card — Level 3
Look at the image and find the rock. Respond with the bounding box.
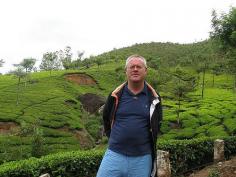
[78,93,105,114]
[157,150,171,177]
[214,139,225,163]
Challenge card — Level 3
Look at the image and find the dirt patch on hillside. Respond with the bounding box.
[78,93,105,114]
[0,122,19,134]
[65,73,96,85]
[189,156,236,177]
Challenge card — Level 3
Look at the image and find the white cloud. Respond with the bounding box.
[0,0,235,73]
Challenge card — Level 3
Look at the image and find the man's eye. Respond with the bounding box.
[129,65,142,70]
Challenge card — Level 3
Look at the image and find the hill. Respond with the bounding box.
[0,41,235,164]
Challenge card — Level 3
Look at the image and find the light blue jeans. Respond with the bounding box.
[96,149,152,177]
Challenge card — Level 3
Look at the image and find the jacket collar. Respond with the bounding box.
[111,81,159,99]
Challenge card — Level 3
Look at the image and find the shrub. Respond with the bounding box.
[158,136,236,176]
[85,120,101,141]
[1,136,236,177]
[224,118,236,135]
[0,150,104,177]
[176,128,196,139]
[207,126,228,137]
[181,118,199,128]
[208,168,220,177]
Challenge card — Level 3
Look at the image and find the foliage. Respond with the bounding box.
[210,7,236,90]
[0,150,103,177]
[0,40,236,166]
[1,136,236,177]
[31,126,44,158]
[59,46,73,70]
[208,168,220,177]
[158,136,236,176]
[0,71,101,163]
[40,52,61,75]
[170,66,197,123]
[10,66,27,105]
[211,7,236,49]
[19,58,36,73]
[0,59,5,67]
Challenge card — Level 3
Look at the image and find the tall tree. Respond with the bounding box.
[211,7,236,90]
[77,50,84,60]
[11,66,27,105]
[40,51,61,76]
[19,58,36,87]
[71,50,85,69]
[60,46,73,70]
[20,58,36,73]
[172,66,197,124]
[94,56,103,68]
[0,59,4,67]
[82,58,91,69]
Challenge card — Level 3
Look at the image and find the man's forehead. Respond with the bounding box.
[128,57,145,65]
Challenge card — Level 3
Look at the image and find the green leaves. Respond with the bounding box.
[0,137,236,177]
[211,7,236,49]
[0,150,104,177]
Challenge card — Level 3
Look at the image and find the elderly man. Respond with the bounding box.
[96,54,162,177]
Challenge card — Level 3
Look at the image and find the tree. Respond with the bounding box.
[19,58,36,87]
[95,57,103,68]
[19,120,44,158]
[40,51,61,76]
[70,50,85,69]
[31,125,44,158]
[211,7,236,90]
[147,56,161,70]
[77,50,84,60]
[10,66,27,105]
[172,66,197,124]
[210,63,223,87]
[60,46,73,70]
[0,59,4,67]
[211,8,236,49]
[82,58,91,69]
[192,52,210,99]
[20,58,36,73]
[226,50,236,90]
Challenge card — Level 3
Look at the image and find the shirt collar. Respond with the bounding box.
[125,82,147,96]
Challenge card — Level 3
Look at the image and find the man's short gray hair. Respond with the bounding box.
[125,54,147,69]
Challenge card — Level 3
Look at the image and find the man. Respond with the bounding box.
[97,54,162,177]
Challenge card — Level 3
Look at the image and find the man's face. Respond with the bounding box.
[125,57,147,83]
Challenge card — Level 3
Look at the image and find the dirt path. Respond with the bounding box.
[189,156,236,177]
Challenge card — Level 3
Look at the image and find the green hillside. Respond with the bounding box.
[0,41,235,164]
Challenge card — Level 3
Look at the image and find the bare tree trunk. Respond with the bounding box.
[16,77,20,105]
[177,96,180,125]
[201,68,206,99]
[177,79,181,125]
[234,74,236,92]
[212,73,215,87]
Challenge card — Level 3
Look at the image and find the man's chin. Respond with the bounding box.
[130,79,143,83]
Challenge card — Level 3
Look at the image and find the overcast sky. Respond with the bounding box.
[0,0,235,73]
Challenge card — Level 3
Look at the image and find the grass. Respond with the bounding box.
[0,62,235,163]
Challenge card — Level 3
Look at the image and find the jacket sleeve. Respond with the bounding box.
[156,94,163,135]
[102,93,113,137]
